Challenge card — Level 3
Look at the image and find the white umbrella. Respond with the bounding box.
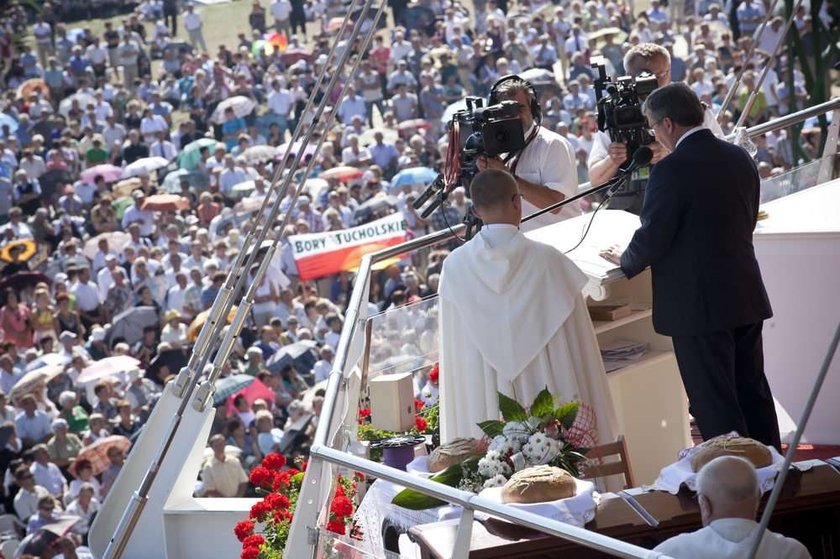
[441,98,468,124]
[211,96,257,124]
[230,180,256,199]
[58,93,95,117]
[122,156,171,178]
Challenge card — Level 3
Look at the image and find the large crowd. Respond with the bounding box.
[0,0,834,554]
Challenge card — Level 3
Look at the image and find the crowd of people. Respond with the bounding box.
[0,0,834,554]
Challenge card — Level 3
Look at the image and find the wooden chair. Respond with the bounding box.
[580,435,635,489]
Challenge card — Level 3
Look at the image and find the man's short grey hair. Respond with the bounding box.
[643,82,705,128]
[623,43,670,76]
[696,455,759,502]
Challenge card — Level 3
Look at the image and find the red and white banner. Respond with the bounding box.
[289,213,408,280]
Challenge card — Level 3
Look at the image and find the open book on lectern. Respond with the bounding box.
[526,209,642,283]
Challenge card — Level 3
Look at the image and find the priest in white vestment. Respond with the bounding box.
[438,169,617,445]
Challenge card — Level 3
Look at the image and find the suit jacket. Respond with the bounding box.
[620,129,772,337]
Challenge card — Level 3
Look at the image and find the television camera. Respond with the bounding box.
[592,57,658,162]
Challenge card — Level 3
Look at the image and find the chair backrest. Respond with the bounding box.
[580,435,635,489]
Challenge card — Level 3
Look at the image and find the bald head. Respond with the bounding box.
[696,456,759,525]
[469,169,521,225]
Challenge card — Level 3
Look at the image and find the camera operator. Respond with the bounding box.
[588,44,723,213]
[476,76,579,231]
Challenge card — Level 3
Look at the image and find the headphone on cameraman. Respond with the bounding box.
[489,74,542,125]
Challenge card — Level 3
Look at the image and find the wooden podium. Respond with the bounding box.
[528,210,692,485]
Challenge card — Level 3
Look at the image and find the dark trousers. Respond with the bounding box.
[672,322,782,450]
[164,10,178,35]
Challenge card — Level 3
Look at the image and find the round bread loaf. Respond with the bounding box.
[690,436,773,472]
[501,465,576,504]
[428,438,480,472]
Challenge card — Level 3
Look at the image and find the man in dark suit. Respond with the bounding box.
[602,83,781,450]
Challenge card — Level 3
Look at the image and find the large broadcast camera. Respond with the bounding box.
[413,97,525,221]
[592,57,658,161]
[451,97,525,182]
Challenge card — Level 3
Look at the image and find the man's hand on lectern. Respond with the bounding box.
[599,245,623,265]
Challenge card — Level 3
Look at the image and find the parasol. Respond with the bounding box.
[441,98,469,123]
[391,167,437,188]
[359,128,399,146]
[0,271,51,292]
[224,377,275,415]
[112,177,143,198]
[78,355,141,385]
[277,140,317,159]
[265,340,319,374]
[71,435,131,476]
[10,364,65,401]
[241,145,278,164]
[83,231,131,260]
[396,119,431,132]
[162,168,210,193]
[212,374,256,405]
[320,166,364,182]
[588,27,628,44]
[16,78,50,100]
[326,17,348,33]
[187,306,237,342]
[265,32,288,51]
[230,180,256,199]
[0,113,18,134]
[107,306,159,347]
[141,194,191,212]
[81,163,123,184]
[280,51,311,65]
[211,96,257,124]
[178,137,219,170]
[25,353,69,372]
[123,156,171,178]
[58,93,95,117]
[519,67,557,86]
[0,239,37,263]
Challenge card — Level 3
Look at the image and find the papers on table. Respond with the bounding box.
[600,339,650,372]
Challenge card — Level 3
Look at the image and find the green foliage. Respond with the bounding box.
[530,388,555,419]
[498,392,528,422]
[391,457,478,510]
[554,402,580,429]
[477,420,505,438]
[357,424,397,462]
[419,402,440,432]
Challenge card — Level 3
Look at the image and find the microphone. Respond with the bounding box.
[620,145,654,175]
[605,146,654,198]
[412,174,444,210]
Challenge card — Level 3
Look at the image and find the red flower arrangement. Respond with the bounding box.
[428,363,439,385]
[234,453,359,558]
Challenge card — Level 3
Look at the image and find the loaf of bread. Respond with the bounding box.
[501,465,577,504]
[428,438,480,472]
[690,436,773,472]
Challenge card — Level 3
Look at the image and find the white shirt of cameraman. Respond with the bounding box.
[478,89,580,232]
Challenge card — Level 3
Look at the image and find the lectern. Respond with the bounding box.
[528,209,692,485]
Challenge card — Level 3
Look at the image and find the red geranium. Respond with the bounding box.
[358,407,371,423]
[265,492,291,511]
[414,399,425,412]
[326,518,346,535]
[240,546,261,559]
[249,500,271,521]
[273,508,293,523]
[249,466,274,489]
[272,471,291,491]
[234,520,254,542]
[242,535,265,548]
[429,364,439,384]
[330,495,353,517]
[262,453,287,471]
[415,416,428,432]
